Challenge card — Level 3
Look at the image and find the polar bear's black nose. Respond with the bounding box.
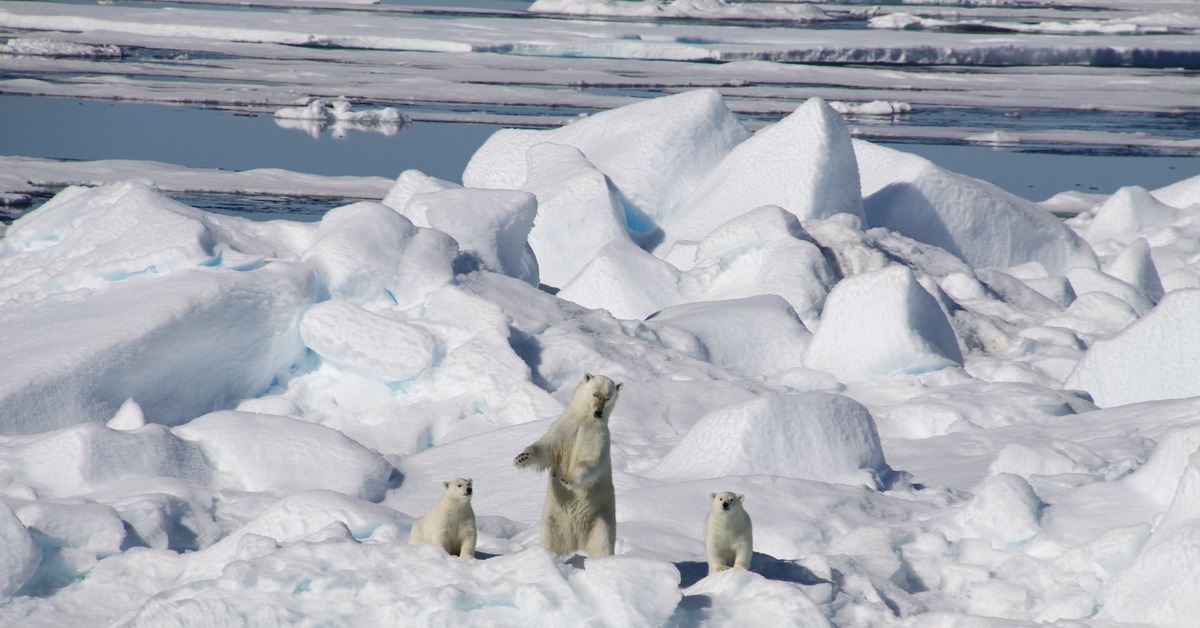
[465,487,472,495]
[722,502,730,511]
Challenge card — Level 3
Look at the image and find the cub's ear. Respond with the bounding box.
[466,478,473,484]
[616,382,624,391]
[444,481,450,489]
[710,492,717,499]
[737,494,745,503]
[584,373,594,381]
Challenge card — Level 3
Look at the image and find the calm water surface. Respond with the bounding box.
[1,94,1197,221]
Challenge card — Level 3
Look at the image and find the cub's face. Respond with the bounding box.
[444,478,473,499]
[710,491,744,513]
[580,373,623,420]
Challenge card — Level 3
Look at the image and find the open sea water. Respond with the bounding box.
[1,94,1196,222]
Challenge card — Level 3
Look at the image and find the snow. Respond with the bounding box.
[804,265,963,383]
[1064,289,1200,407]
[857,139,1097,274]
[529,0,831,23]
[0,37,120,58]
[652,393,891,489]
[464,89,751,234]
[274,97,409,139]
[661,97,864,248]
[4,1,1200,624]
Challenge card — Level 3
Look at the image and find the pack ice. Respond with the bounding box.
[2,89,1200,627]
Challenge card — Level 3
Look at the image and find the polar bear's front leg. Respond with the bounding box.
[459,529,477,558]
[732,541,751,570]
[707,545,733,575]
[514,441,549,470]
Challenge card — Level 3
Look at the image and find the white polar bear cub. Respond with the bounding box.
[409,478,477,558]
[514,373,622,558]
[705,491,753,575]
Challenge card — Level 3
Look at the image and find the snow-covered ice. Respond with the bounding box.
[4,85,1200,626]
[3,0,1200,623]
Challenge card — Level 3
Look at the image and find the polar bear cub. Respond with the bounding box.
[515,373,622,558]
[409,478,477,558]
[705,491,753,575]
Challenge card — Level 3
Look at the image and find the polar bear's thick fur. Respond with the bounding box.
[409,478,477,558]
[704,491,752,575]
[514,373,622,558]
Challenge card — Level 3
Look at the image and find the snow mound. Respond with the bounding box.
[1084,185,1179,245]
[1152,173,1200,210]
[414,188,540,286]
[652,392,890,488]
[300,299,436,382]
[13,501,127,591]
[172,411,395,502]
[828,100,911,116]
[1122,424,1200,508]
[521,142,632,289]
[107,398,148,432]
[463,89,751,233]
[0,37,120,58]
[680,568,830,627]
[0,262,313,433]
[1100,452,1200,627]
[15,501,126,556]
[1065,289,1200,407]
[0,423,208,499]
[0,502,40,601]
[302,201,458,306]
[274,97,406,126]
[136,542,680,627]
[380,169,459,219]
[960,473,1044,548]
[560,205,836,322]
[557,238,678,320]
[0,181,226,302]
[1103,237,1165,304]
[662,97,864,246]
[856,140,1096,273]
[1065,266,1153,316]
[805,265,963,383]
[645,295,811,378]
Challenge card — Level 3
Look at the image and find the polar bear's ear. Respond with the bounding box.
[444,481,450,489]
[616,381,624,391]
[737,494,745,503]
[710,492,717,499]
[584,372,594,381]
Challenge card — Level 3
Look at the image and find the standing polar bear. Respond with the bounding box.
[705,491,753,575]
[514,373,622,558]
[409,478,477,558]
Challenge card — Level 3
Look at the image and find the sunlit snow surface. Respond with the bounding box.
[3,0,1200,626]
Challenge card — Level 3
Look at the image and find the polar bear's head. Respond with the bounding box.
[710,491,745,513]
[576,373,623,420]
[444,478,473,499]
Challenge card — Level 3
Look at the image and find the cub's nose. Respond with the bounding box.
[465,487,473,495]
[722,502,730,511]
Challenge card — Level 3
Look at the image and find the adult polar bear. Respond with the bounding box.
[514,373,622,558]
